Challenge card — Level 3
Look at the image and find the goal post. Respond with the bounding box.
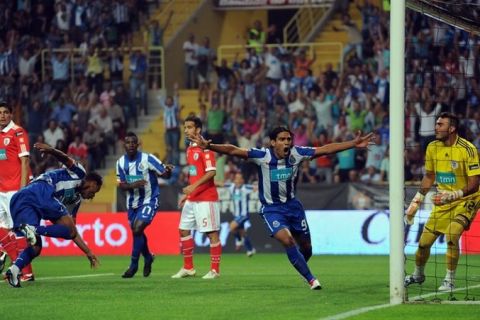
[389,0,406,305]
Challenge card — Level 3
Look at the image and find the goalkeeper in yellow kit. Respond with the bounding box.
[404,112,480,291]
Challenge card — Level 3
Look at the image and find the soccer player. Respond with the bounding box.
[0,101,34,281]
[5,142,102,288]
[191,127,373,289]
[225,172,256,256]
[116,132,173,278]
[404,112,480,291]
[171,116,222,279]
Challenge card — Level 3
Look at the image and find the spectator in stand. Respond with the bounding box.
[90,107,115,155]
[26,100,47,149]
[183,33,198,89]
[159,84,181,165]
[85,47,104,95]
[83,122,102,171]
[18,48,40,83]
[379,146,389,182]
[108,47,125,90]
[110,99,126,142]
[196,37,215,102]
[129,47,148,115]
[50,95,77,127]
[414,97,442,152]
[294,49,316,86]
[50,46,71,93]
[67,134,88,172]
[206,98,225,144]
[113,0,131,46]
[43,120,65,148]
[247,20,265,54]
[313,132,334,183]
[333,14,363,62]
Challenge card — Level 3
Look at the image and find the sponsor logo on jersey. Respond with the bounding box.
[436,171,457,184]
[189,165,198,176]
[126,174,143,183]
[270,168,293,181]
[0,149,6,160]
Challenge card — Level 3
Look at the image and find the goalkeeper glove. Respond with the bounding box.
[431,190,463,206]
[405,192,425,225]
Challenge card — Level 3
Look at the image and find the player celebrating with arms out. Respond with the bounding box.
[117,132,173,278]
[5,143,102,288]
[405,112,480,291]
[172,116,222,280]
[191,127,373,289]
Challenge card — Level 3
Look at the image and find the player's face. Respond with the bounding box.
[0,107,12,129]
[80,180,101,199]
[184,121,200,140]
[124,136,139,157]
[271,131,292,159]
[435,117,452,141]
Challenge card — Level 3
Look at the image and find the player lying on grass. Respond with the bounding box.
[191,127,373,290]
[5,143,102,288]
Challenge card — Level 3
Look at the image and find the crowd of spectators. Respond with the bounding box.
[1,0,480,188]
[0,0,157,175]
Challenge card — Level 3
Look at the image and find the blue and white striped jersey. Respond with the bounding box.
[160,97,180,129]
[247,146,315,205]
[116,152,166,209]
[33,162,87,216]
[226,184,254,217]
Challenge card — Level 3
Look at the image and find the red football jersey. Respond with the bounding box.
[0,121,30,192]
[186,144,218,201]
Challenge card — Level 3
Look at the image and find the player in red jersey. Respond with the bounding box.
[0,101,34,281]
[172,116,222,279]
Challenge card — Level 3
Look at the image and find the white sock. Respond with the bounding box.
[445,269,455,281]
[414,265,425,276]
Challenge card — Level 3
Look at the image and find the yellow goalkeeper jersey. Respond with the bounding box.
[425,136,480,201]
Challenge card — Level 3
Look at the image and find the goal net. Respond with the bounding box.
[403,0,480,303]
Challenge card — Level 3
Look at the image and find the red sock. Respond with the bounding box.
[210,242,222,273]
[180,235,194,270]
[0,228,18,262]
[16,236,34,275]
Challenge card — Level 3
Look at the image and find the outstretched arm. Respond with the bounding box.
[190,134,249,159]
[312,131,373,158]
[34,142,75,168]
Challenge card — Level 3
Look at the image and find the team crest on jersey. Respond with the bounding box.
[272,220,280,228]
[3,138,10,146]
[288,155,295,165]
[138,163,145,171]
[193,153,199,160]
[451,161,458,169]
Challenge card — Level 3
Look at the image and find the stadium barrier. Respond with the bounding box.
[40,210,480,256]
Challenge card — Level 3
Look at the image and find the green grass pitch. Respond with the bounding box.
[1,254,480,319]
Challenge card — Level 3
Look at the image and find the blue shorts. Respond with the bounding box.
[232,215,249,228]
[10,182,68,228]
[127,201,159,227]
[260,198,310,236]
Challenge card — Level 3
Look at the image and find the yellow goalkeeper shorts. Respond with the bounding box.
[424,197,480,233]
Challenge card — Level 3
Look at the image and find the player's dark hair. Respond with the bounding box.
[85,171,103,187]
[438,112,459,132]
[184,115,202,130]
[269,126,294,141]
[0,101,12,112]
[125,131,138,141]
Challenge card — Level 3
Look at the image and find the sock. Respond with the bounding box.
[16,237,33,275]
[286,246,315,283]
[181,235,194,270]
[0,228,18,261]
[244,236,253,251]
[414,265,425,276]
[210,242,222,273]
[14,246,37,270]
[35,225,72,239]
[445,269,455,281]
[141,233,152,259]
[234,232,241,242]
[130,234,145,270]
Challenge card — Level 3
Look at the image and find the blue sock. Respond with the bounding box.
[130,234,145,270]
[14,246,37,270]
[35,225,72,239]
[244,236,253,251]
[141,234,152,259]
[285,246,314,282]
[234,232,241,242]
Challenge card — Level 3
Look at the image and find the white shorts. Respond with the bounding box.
[179,200,220,233]
[0,191,16,229]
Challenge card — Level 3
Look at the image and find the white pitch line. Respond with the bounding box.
[321,284,480,320]
[37,273,115,281]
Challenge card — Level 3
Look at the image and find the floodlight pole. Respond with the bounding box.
[389,0,406,304]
